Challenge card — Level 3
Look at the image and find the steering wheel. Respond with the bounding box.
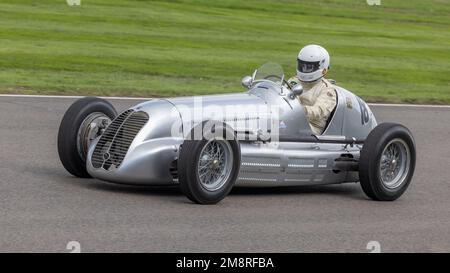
[263,75,292,90]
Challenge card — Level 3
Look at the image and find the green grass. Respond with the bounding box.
[0,0,449,103]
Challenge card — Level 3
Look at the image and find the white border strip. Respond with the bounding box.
[0,94,449,108]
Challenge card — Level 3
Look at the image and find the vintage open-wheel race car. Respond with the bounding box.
[58,63,416,204]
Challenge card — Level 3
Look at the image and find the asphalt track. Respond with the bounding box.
[1,96,449,253]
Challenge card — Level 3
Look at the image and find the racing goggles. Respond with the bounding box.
[297,59,320,73]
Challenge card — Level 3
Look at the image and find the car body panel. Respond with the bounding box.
[86,81,376,186]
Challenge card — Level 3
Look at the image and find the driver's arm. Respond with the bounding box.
[303,88,336,121]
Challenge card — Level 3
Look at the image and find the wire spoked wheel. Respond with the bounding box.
[178,121,241,204]
[197,139,233,192]
[359,123,416,201]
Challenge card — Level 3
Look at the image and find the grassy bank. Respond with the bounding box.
[0,0,449,103]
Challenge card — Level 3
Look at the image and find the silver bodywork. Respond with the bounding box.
[86,81,377,187]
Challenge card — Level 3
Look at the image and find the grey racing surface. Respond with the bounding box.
[1,96,449,252]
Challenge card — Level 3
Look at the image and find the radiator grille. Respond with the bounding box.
[92,110,148,169]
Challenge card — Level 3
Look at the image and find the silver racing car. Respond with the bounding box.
[58,63,416,204]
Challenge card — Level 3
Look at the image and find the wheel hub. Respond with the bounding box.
[212,159,220,168]
[197,139,233,191]
[77,113,112,159]
[379,138,411,189]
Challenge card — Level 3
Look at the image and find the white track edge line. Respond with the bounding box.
[367,103,450,108]
[0,94,449,108]
[0,94,150,100]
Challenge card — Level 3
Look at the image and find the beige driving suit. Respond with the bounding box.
[288,77,337,135]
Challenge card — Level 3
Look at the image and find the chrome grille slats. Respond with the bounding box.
[91,110,149,169]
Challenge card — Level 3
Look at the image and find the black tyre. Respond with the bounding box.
[178,121,241,204]
[57,97,117,178]
[359,123,416,201]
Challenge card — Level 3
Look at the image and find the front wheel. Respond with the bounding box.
[57,97,117,178]
[359,123,416,201]
[178,121,241,204]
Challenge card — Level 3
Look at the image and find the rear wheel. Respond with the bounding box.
[178,121,241,204]
[359,123,416,201]
[57,97,117,178]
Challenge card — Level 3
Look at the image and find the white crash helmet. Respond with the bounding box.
[296,45,330,82]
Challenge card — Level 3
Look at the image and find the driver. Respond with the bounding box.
[288,45,337,135]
